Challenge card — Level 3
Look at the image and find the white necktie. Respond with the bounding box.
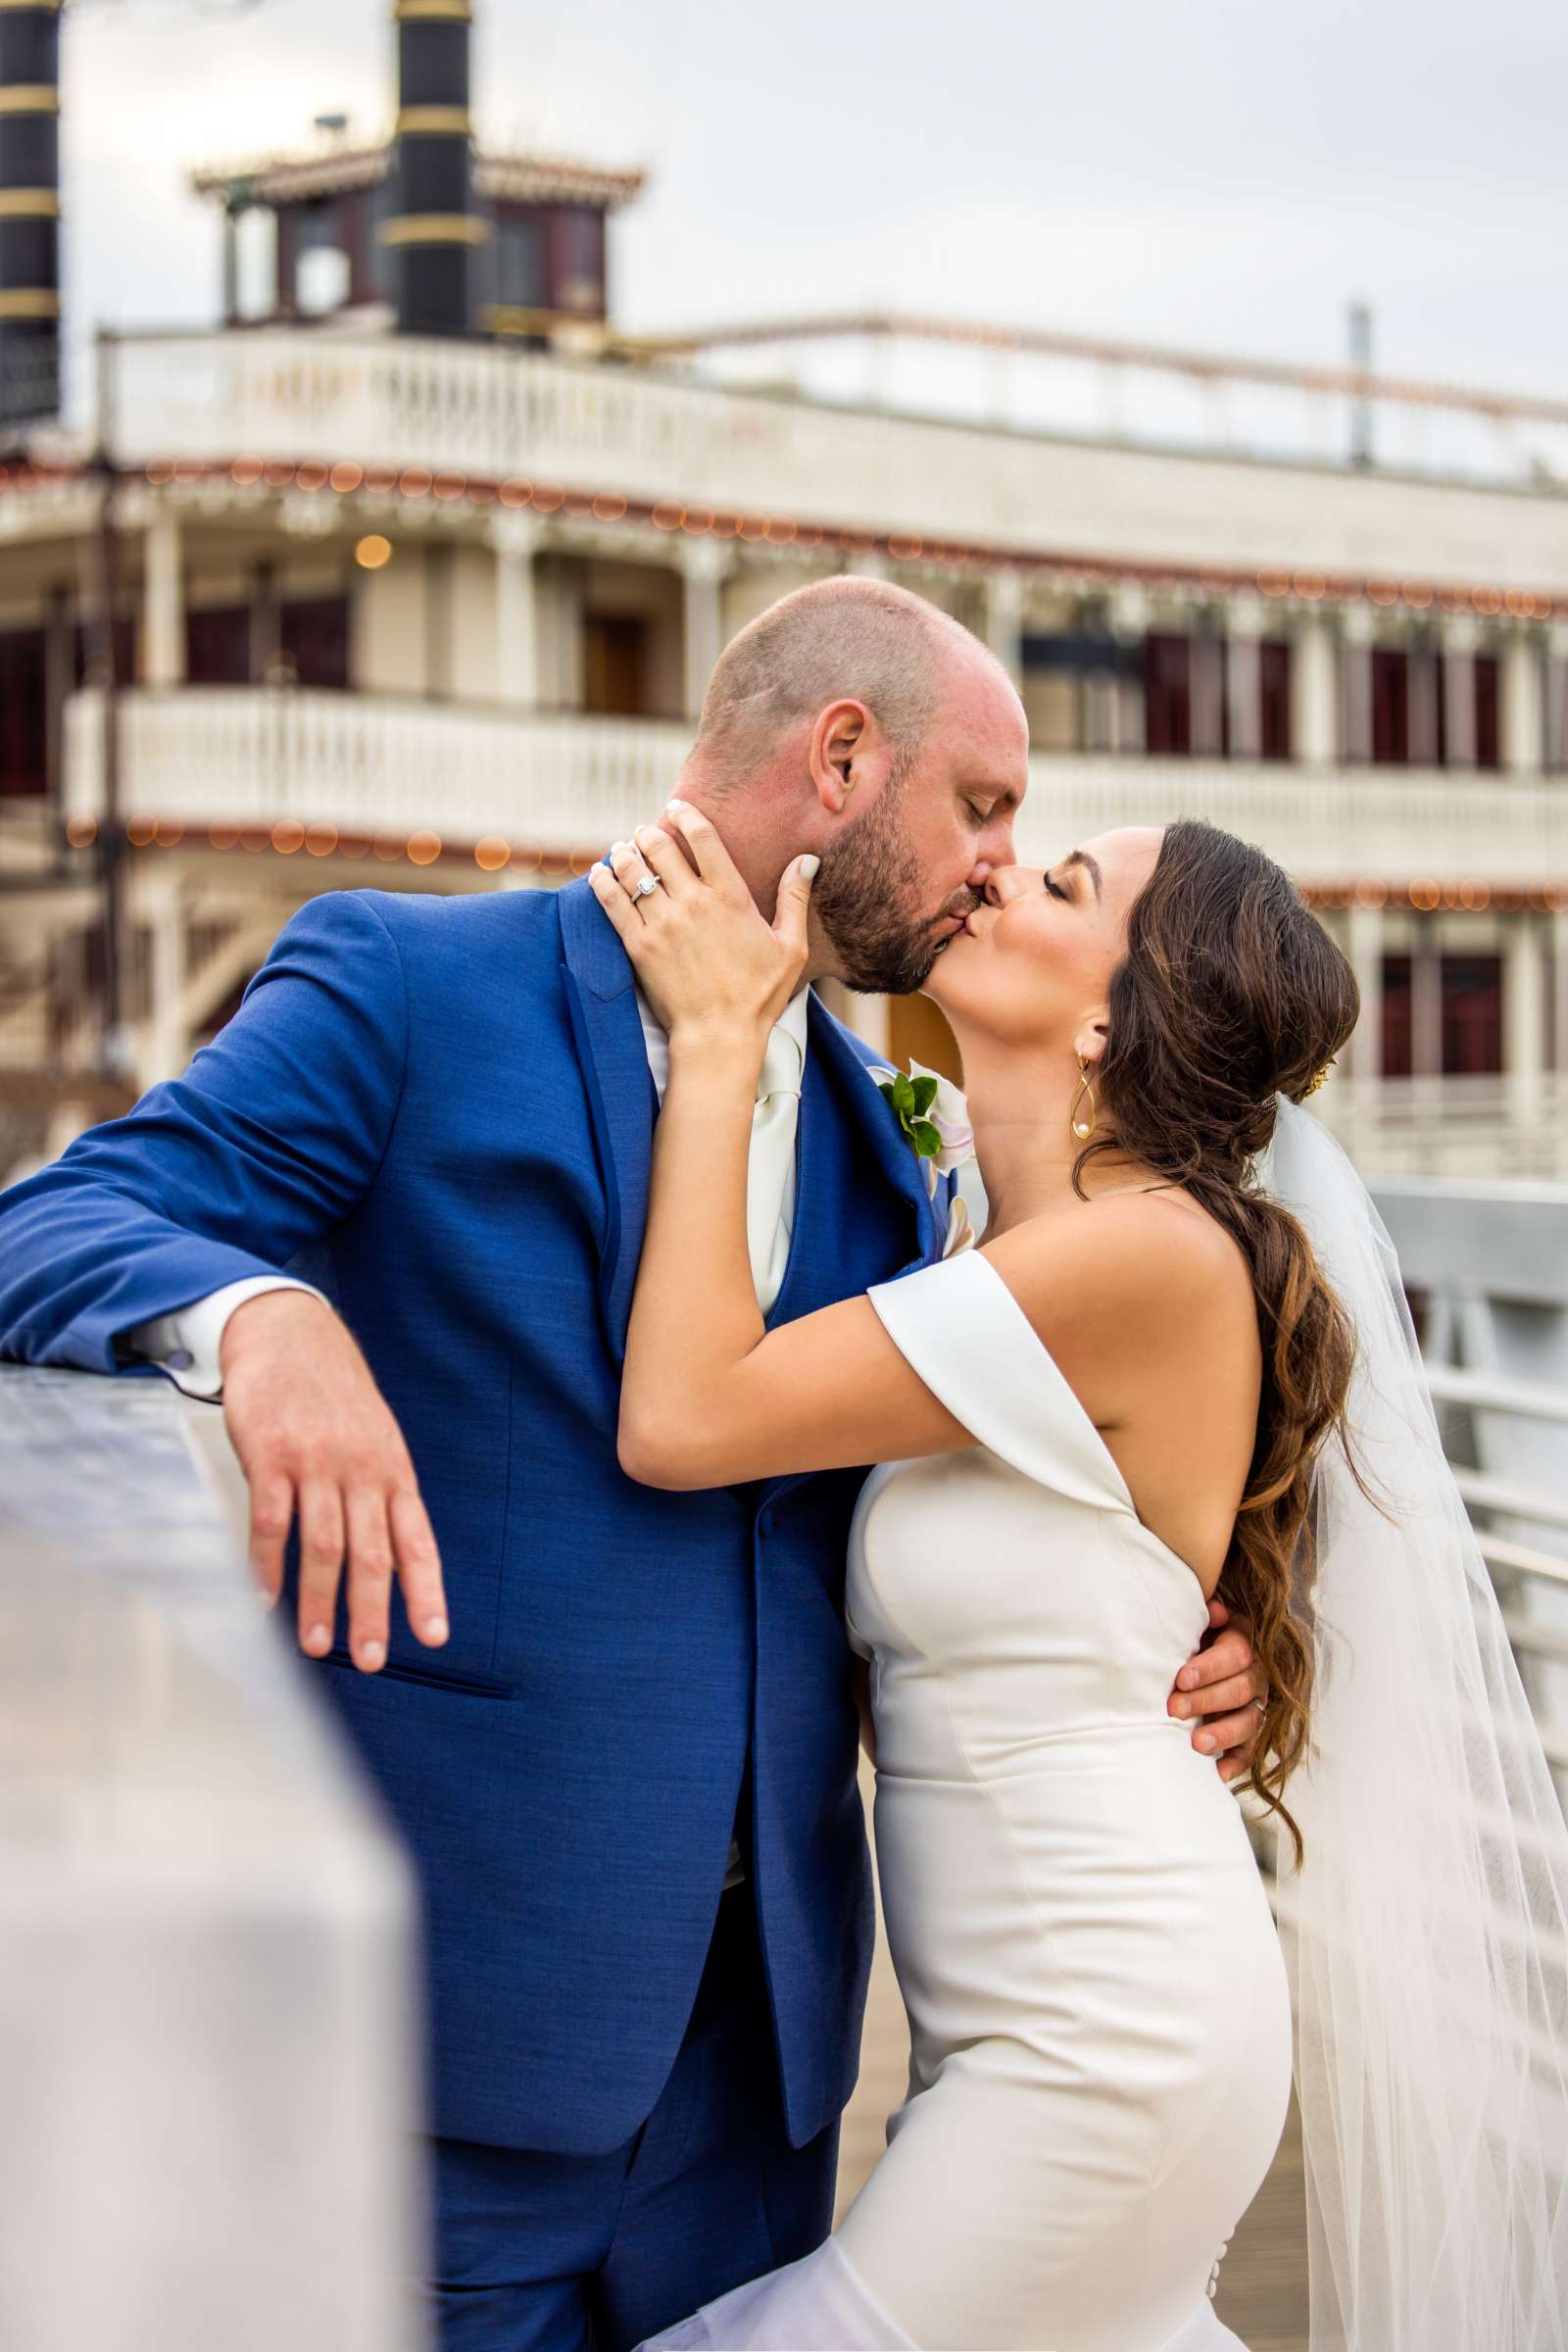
[749,1019,804,1315]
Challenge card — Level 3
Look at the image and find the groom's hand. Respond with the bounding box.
[220,1290,448,1673]
[1167,1596,1267,1784]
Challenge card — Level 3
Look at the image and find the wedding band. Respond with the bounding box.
[633,874,661,900]
[1251,1696,1266,1713]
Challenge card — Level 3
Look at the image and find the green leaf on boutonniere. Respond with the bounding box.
[878,1077,944,1162]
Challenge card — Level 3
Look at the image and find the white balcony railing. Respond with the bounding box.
[1322,1079,1568,1184]
[102,329,1568,592]
[64,686,1568,890]
[64,687,690,856]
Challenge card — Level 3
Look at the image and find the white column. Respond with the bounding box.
[491,516,542,710]
[1346,901,1385,1166]
[140,505,185,689]
[1107,585,1147,755]
[1411,934,1444,1079]
[1290,608,1336,766]
[1441,614,1477,769]
[1406,640,1442,769]
[1544,624,1568,773]
[1348,903,1385,1087]
[1505,913,1546,1122]
[1340,609,1374,764]
[1500,629,1544,773]
[1552,910,1568,1082]
[982,567,1024,688]
[679,538,733,721]
[139,864,188,1087]
[1190,626,1226,758]
[1224,596,1263,761]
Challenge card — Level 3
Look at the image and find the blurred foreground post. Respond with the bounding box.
[0,1367,428,2352]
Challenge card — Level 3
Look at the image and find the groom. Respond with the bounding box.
[0,577,1267,2349]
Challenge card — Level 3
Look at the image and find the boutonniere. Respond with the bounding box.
[868,1059,977,1201]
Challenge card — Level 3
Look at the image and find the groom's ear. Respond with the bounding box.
[808,697,892,816]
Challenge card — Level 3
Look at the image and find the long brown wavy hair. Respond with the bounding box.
[1078,819,1361,1867]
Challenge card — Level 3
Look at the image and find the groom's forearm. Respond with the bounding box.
[0,891,406,1375]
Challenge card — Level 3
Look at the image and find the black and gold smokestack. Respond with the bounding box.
[383,0,488,339]
[0,0,61,431]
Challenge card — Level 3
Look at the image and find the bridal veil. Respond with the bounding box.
[1258,1100,1568,2350]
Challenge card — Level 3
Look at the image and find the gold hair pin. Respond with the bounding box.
[1302,1055,1337,1099]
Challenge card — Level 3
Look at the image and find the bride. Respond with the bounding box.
[590,808,1568,2352]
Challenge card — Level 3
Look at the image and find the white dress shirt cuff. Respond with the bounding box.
[123,1276,328,1401]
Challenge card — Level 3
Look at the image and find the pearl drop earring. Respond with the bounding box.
[1070,1054,1098,1142]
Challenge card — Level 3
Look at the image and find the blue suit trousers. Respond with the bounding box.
[423,1885,840,2351]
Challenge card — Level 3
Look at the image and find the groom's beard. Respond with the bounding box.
[811,784,980,997]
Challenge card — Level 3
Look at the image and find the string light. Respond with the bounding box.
[355,533,393,569]
[36,448,1568,631]
[126,822,1563,918]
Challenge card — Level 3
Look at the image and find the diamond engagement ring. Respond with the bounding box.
[633,874,662,900]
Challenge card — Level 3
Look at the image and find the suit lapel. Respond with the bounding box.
[804,999,944,1272]
[558,877,656,1365]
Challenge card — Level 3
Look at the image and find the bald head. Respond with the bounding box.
[695,573,1006,792]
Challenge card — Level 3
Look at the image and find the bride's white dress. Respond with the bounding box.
[640,1249,1294,2352]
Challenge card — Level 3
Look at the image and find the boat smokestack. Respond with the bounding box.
[0,0,61,433]
[384,0,487,338]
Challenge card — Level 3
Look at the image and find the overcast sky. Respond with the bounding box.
[58,0,1568,457]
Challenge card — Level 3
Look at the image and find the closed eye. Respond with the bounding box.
[1044,869,1069,902]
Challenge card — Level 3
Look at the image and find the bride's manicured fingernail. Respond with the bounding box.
[1196,1734,1217,1753]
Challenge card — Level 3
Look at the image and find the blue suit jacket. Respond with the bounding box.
[0,880,948,2154]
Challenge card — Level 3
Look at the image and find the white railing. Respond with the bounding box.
[0,1367,424,2352]
[1320,1079,1568,1184]
[64,687,1568,888]
[64,687,689,855]
[102,328,1568,591]
[1014,757,1568,888]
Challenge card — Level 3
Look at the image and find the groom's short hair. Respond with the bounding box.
[696,575,981,792]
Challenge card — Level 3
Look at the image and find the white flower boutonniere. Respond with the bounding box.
[868,1058,977,1202]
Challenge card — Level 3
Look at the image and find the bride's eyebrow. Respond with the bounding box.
[1063,850,1103,902]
